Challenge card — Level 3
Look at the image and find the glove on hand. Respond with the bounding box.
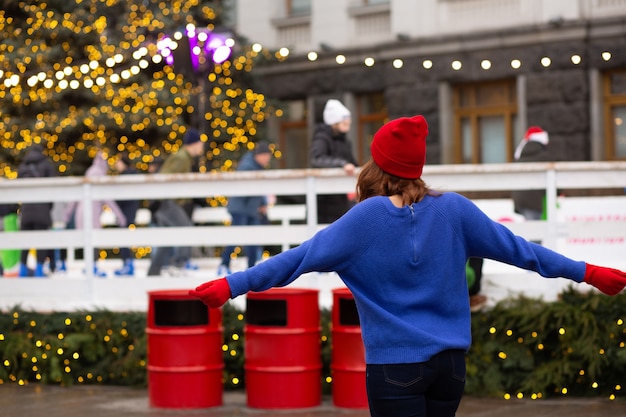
[584,263,626,296]
[189,278,232,308]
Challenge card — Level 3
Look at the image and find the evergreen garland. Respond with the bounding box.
[1,289,625,400]
[467,288,626,399]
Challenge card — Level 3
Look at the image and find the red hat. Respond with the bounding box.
[523,126,549,144]
[370,115,428,179]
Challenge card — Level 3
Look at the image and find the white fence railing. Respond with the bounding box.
[2,161,626,311]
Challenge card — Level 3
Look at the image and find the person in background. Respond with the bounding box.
[145,155,165,218]
[0,202,20,277]
[147,155,164,174]
[217,141,273,276]
[113,152,141,276]
[17,144,56,277]
[48,201,71,274]
[467,257,487,312]
[512,126,551,221]
[63,152,126,277]
[190,115,626,417]
[310,99,358,223]
[147,128,205,276]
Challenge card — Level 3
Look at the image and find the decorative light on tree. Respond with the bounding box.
[156,37,177,66]
[157,24,233,75]
[191,28,234,68]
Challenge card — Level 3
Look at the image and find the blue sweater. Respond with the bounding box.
[227,193,586,364]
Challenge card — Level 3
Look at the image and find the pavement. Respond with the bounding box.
[3,384,626,417]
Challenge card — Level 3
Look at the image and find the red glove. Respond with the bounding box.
[584,264,626,296]
[189,278,232,308]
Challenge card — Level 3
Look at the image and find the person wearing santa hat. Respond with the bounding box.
[310,99,358,223]
[512,126,552,220]
[190,116,626,417]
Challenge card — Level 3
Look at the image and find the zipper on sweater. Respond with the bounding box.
[409,204,418,262]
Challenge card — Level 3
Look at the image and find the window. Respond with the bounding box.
[278,100,309,169]
[452,80,518,163]
[603,70,626,160]
[355,93,388,165]
[287,0,311,16]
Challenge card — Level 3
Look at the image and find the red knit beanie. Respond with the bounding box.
[370,115,428,179]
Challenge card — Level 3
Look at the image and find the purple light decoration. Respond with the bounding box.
[212,45,232,64]
[157,29,233,72]
[205,34,232,64]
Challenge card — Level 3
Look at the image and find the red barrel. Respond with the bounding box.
[146,289,223,408]
[331,287,368,408]
[245,288,321,408]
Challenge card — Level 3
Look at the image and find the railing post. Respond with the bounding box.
[281,217,289,253]
[544,168,558,250]
[82,182,95,282]
[306,175,318,237]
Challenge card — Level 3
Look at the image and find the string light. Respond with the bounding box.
[260,44,619,81]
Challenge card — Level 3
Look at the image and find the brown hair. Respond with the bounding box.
[356,159,439,205]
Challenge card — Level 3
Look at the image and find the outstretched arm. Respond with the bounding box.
[457,194,626,294]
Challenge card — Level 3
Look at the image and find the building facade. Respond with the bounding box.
[234,0,626,170]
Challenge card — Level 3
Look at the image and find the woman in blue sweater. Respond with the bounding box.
[191,115,626,417]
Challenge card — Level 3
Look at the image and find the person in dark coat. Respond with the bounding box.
[113,152,141,276]
[512,126,552,220]
[147,128,205,276]
[310,99,358,223]
[17,144,56,277]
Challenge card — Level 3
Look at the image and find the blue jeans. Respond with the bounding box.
[366,350,466,417]
[220,212,261,269]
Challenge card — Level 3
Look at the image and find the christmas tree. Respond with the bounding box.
[0,0,273,177]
